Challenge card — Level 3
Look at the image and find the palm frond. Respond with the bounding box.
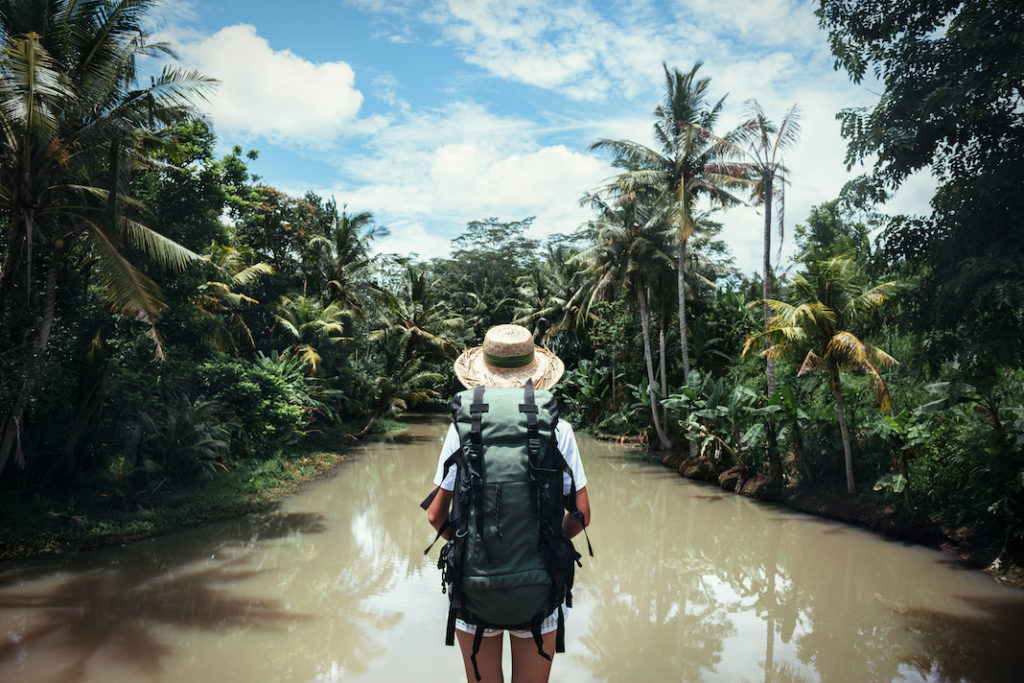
[120,216,204,271]
[85,217,166,322]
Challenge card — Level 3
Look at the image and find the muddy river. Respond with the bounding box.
[2,415,1023,681]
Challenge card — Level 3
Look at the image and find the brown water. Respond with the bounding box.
[2,415,1023,682]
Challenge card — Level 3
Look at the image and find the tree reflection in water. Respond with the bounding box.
[571,438,1024,683]
[3,421,1024,682]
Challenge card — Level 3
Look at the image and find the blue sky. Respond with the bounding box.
[153,0,933,274]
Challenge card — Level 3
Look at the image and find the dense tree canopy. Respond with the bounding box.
[3,0,1024,575]
[818,0,1024,372]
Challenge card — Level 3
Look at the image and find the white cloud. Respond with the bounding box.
[180,24,364,145]
[682,0,821,46]
[314,102,608,257]
[345,0,828,105]
[375,221,453,260]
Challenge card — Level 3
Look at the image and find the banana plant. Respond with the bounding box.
[869,408,927,507]
[664,372,780,472]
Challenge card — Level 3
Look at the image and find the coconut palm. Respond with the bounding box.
[590,62,747,386]
[0,0,213,474]
[579,197,676,449]
[274,294,353,375]
[304,204,387,312]
[357,328,444,437]
[371,263,462,362]
[743,256,897,493]
[513,243,592,344]
[735,99,802,399]
[195,244,273,354]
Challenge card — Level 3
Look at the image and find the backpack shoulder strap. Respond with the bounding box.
[519,379,541,465]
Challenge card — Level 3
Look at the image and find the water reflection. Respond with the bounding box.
[1,416,1023,682]
[576,446,1024,682]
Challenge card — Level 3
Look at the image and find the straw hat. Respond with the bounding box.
[454,324,565,390]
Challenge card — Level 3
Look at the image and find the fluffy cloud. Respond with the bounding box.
[321,103,609,257]
[345,0,825,103]
[180,24,364,145]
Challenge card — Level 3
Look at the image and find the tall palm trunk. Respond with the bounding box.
[657,293,668,427]
[677,240,691,382]
[762,175,777,399]
[831,363,855,494]
[677,233,698,458]
[637,284,672,450]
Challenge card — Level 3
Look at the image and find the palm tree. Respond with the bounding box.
[357,328,443,437]
[274,294,353,375]
[735,99,801,399]
[743,256,897,493]
[590,62,747,386]
[579,197,675,449]
[0,0,213,474]
[371,263,462,362]
[304,204,387,312]
[513,243,591,344]
[195,244,274,354]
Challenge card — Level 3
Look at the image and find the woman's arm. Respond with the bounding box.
[427,485,454,540]
[562,486,590,538]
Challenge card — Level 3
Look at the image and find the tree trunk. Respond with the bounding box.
[610,346,618,411]
[0,247,62,475]
[638,284,672,450]
[832,364,855,494]
[762,174,777,399]
[657,292,668,428]
[767,416,782,493]
[0,226,17,320]
[677,234,698,459]
[38,369,109,489]
[677,238,691,383]
[356,405,384,438]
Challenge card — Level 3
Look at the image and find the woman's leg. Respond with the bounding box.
[509,631,556,683]
[456,628,504,683]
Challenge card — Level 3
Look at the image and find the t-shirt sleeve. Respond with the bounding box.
[556,420,587,495]
[433,423,460,491]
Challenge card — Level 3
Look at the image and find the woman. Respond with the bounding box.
[426,324,591,683]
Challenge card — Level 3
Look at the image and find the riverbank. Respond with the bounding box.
[0,421,407,564]
[656,448,1023,586]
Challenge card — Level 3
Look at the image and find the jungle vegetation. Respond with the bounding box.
[2,0,1023,569]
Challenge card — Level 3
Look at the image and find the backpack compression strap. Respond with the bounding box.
[468,386,491,563]
[520,379,542,468]
[520,380,556,662]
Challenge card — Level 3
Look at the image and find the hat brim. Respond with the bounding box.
[453,346,564,390]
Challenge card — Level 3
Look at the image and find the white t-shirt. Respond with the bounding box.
[433,420,587,495]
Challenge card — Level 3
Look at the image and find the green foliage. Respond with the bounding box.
[664,371,777,471]
[193,356,308,454]
[131,397,231,480]
[792,199,872,266]
[2,5,1023,571]
[818,0,1024,374]
[430,217,540,335]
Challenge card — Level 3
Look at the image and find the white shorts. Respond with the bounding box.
[455,608,562,638]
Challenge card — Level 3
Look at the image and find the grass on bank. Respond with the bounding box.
[0,419,408,564]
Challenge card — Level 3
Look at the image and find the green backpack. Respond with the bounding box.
[421,381,591,680]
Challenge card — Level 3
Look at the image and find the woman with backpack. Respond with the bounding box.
[425,324,591,683]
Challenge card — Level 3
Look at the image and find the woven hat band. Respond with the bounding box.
[483,349,535,369]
